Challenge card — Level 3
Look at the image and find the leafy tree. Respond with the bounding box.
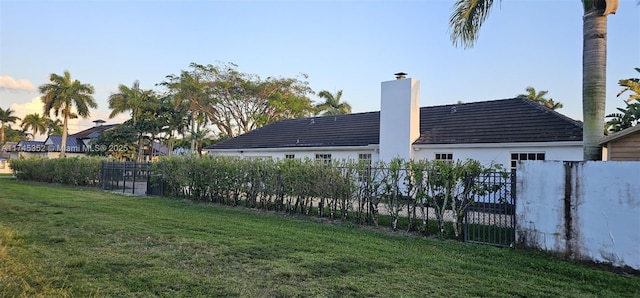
[254,75,315,126]
[20,113,48,140]
[605,68,640,133]
[449,0,619,160]
[159,67,210,155]
[605,99,640,134]
[87,124,137,160]
[315,89,352,115]
[516,86,564,110]
[0,107,20,144]
[199,62,315,136]
[154,95,188,156]
[617,67,640,103]
[108,80,158,161]
[39,70,97,158]
[3,127,29,143]
[162,62,315,142]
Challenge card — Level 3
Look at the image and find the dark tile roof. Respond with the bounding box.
[416,98,583,144]
[16,141,46,152]
[205,98,583,150]
[46,136,85,153]
[70,124,118,139]
[208,112,380,150]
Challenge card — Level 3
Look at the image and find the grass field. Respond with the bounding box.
[0,179,638,297]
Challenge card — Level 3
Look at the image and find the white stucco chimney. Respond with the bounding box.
[379,73,420,163]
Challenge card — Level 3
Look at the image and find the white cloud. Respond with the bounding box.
[10,97,43,120]
[0,75,36,91]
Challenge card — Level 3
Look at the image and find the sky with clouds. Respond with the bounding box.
[1,0,639,141]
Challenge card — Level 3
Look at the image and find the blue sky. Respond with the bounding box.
[1,0,639,136]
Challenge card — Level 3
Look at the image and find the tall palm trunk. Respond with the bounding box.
[582,9,608,160]
[60,108,70,158]
[0,125,5,145]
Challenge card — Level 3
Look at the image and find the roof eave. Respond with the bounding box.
[599,125,640,145]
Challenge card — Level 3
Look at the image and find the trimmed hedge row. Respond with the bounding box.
[151,156,508,237]
[9,157,104,187]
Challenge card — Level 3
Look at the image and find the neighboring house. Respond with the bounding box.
[0,120,118,159]
[204,75,584,169]
[43,121,119,157]
[14,140,49,158]
[599,125,640,161]
[145,142,169,162]
[1,142,19,159]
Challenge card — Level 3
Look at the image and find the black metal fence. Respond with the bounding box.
[101,161,152,195]
[99,160,516,247]
[463,171,516,247]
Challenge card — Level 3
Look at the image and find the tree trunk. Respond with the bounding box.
[582,9,608,160]
[190,117,196,156]
[137,132,144,162]
[60,111,69,158]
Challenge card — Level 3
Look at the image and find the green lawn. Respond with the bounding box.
[0,179,638,297]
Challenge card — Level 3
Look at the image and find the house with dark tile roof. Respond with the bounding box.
[7,140,48,159]
[204,75,584,169]
[43,123,119,157]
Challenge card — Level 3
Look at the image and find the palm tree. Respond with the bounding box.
[46,118,63,135]
[0,107,20,145]
[449,0,619,160]
[108,80,155,126]
[315,90,352,116]
[617,67,640,103]
[543,99,564,110]
[160,70,210,156]
[39,70,97,158]
[516,86,564,110]
[21,113,48,140]
[108,80,156,162]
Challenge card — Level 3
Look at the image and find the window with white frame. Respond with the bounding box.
[358,153,372,182]
[315,154,332,165]
[285,154,295,159]
[510,152,545,171]
[435,153,453,162]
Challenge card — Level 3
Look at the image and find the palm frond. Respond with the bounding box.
[449,0,497,49]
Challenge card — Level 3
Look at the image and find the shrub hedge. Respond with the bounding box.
[151,156,508,237]
[9,157,104,187]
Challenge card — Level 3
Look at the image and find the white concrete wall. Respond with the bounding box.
[207,147,379,163]
[516,161,640,270]
[0,160,12,174]
[379,78,420,163]
[206,142,582,169]
[414,142,582,169]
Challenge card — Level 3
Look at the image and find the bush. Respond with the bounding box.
[151,156,508,238]
[9,157,105,187]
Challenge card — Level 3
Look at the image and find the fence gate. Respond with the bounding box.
[463,171,516,247]
[101,161,151,195]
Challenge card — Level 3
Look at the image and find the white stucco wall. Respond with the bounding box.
[414,142,583,169]
[206,146,379,163]
[206,141,582,169]
[516,161,640,270]
[379,78,420,163]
